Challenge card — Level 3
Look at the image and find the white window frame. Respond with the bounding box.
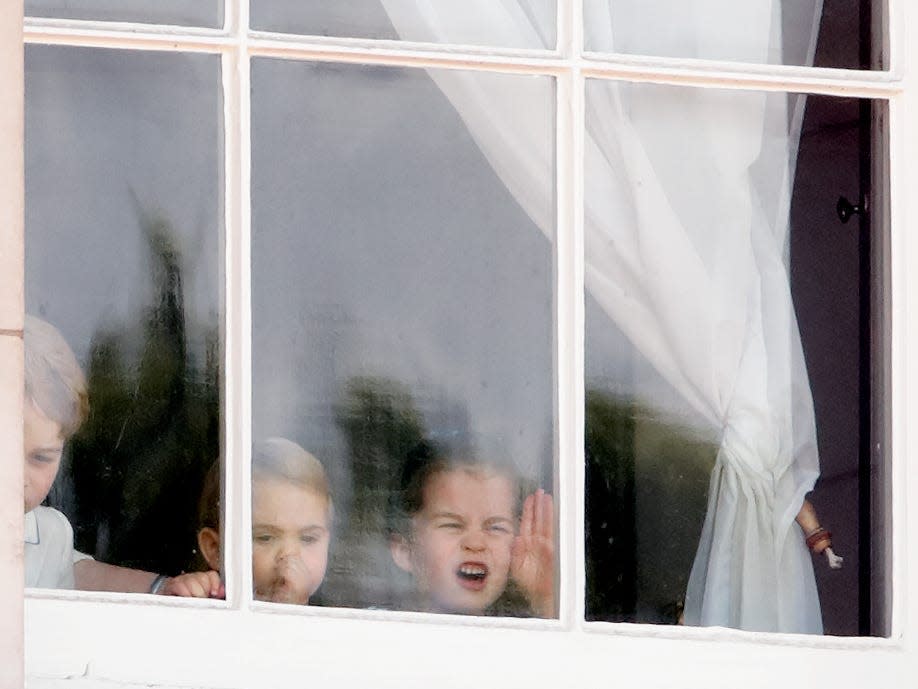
[1,1,916,687]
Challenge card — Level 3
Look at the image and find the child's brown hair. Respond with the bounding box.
[387,435,522,539]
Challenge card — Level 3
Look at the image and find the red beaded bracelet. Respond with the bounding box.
[806,529,832,551]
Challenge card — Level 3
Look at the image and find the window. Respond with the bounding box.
[3,1,917,688]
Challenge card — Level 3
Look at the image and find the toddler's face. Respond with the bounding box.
[252,478,330,605]
[399,468,516,615]
[23,399,64,514]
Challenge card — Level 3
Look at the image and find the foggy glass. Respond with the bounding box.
[251,59,556,616]
[26,0,221,27]
[583,80,886,635]
[251,0,556,49]
[584,0,881,70]
[25,46,222,588]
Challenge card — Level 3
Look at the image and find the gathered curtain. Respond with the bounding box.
[382,0,826,633]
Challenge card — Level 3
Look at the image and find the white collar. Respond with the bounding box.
[24,509,40,545]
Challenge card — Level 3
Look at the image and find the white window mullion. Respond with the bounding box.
[556,0,572,54]
[23,18,231,53]
[222,0,253,608]
[224,0,239,35]
[554,68,587,629]
[887,22,918,640]
[888,0,904,74]
[885,92,906,645]
[555,0,586,628]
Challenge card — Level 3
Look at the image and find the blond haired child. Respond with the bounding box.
[23,314,220,596]
[196,437,332,604]
[388,437,554,617]
[23,315,90,588]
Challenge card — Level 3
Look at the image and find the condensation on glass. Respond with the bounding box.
[24,46,222,591]
[251,0,557,50]
[583,77,888,636]
[584,0,884,70]
[25,0,222,27]
[250,59,558,617]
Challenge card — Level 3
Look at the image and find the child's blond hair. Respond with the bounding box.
[197,438,333,533]
[254,438,332,514]
[24,315,88,438]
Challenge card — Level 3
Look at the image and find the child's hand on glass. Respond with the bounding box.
[157,570,224,599]
[510,488,555,618]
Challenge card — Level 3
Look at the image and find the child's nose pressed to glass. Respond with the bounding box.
[251,477,330,605]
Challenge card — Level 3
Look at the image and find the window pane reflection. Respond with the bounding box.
[26,0,222,27]
[584,0,881,70]
[251,0,556,50]
[251,60,556,617]
[25,46,222,593]
[583,79,887,635]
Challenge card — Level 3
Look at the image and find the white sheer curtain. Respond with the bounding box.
[381,0,825,633]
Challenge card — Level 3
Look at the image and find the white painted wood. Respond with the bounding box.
[554,71,577,630]
[219,48,242,612]
[552,0,582,631]
[23,595,914,689]
[21,17,902,99]
[222,0,254,611]
[887,0,918,650]
[22,21,233,53]
[553,0,587,632]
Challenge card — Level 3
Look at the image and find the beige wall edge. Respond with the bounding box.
[1,4,25,689]
[0,3,24,334]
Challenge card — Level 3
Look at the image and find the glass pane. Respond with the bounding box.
[252,59,557,616]
[24,46,222,595]
[583,78,887,636]
[584,0,882,70]
[251,0,556,50]
[26,0,221,28]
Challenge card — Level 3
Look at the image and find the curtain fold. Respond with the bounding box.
[382,0,825,633]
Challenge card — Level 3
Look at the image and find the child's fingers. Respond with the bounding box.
[194,573,220,598]
[203,570,223,597]
[519,493,535,540]
[193,578,213,598]
[191,571,222,598]
[532,488,545,539]
[538,491,554,540]
[165,578,194,597]
[178,576,207,598]
[164,572,221,598]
